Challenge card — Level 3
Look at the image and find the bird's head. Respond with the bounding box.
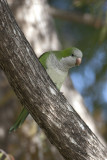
[60,47,83,71]
[70,47,83,66]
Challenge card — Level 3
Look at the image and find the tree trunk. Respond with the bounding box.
[0,0,107,160]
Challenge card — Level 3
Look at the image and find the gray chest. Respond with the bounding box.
[46,54,67,89]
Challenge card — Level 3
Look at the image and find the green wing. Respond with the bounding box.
[9,108,29,133]
[39,51,50,68]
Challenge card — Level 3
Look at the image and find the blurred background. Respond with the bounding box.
[0,0,107,159]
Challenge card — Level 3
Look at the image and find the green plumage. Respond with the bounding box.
[9,47,82,132]
[9,108,29,132]
[39,48,77,68]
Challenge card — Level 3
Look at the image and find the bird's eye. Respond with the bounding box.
[71,54,74,57]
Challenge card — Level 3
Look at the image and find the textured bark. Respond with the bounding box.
[0,1,107,160]
[61,76,106,146]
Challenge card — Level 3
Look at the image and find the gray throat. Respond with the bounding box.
[46,53,73,72]
[46,53,71,89]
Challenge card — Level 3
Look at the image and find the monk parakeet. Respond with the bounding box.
[9,47,83,132]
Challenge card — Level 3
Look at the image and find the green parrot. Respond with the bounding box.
[9,47,83,132]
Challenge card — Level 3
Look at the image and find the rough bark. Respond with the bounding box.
[0,0,107,160]
[61,76,106,145]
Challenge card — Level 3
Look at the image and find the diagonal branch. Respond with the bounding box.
[47,5,104,29]
[0,0,107,160]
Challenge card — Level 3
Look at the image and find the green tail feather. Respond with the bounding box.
[9,108,29,133]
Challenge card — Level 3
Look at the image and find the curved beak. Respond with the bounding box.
[75,58,82,66]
